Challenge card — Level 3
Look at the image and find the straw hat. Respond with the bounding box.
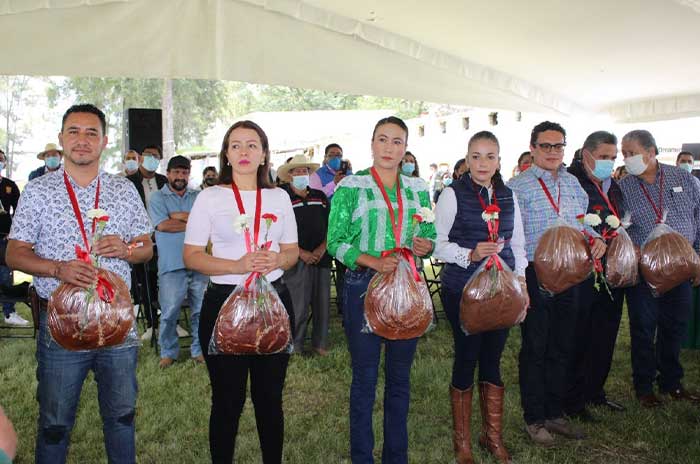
[277,155,320,182]
[37,143,63,160]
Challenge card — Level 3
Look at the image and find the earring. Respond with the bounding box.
[261,160,266,165]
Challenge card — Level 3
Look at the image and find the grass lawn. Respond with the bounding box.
[1,292,700,463]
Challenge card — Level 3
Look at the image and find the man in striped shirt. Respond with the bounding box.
[508,121,606,446]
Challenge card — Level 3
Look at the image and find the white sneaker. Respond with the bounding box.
[176,325,189,337]
[140,327,153,341]
[4,313,30,326]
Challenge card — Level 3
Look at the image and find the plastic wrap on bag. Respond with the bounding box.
[460,255,527,335]
[209,275,291,355]
[605,227,639,288]
[48,268,135,351]
[640,223,700,296]
[534,218,592,294]
[364,257,433,340]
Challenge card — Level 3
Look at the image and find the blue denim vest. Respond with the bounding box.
[441,176,516,291]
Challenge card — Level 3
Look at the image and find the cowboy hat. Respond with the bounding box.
[277,154,320,182]
[37,143,63,160]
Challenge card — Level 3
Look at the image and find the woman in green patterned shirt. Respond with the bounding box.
[327,116,436,463]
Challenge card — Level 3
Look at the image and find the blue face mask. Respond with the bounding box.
[142,155,160,172]
[442,177,453,187]
[291,174,310,190]
[45,155,61,170]
[680,162,693,173]
[0,162,4,171]
[327,157,341,171]
[401,162,415,175]
[125,159,139,172]
[591,159,615,181]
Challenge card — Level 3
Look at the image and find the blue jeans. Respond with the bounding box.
[35,311,138,464]
[343,268,419,464]
[626,280,692,395]
[158,269,208,359]
[0,265,15,317]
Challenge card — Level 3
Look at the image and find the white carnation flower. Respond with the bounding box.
[419,207,435,223]
[87,208,108,219]
[233,214,251,233]
[583,213,602,227]
[605,215,621,229]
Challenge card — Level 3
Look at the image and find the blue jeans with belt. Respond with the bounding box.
[35,311,138,464]
[343,268,419,464]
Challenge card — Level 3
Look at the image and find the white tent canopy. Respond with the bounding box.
[2,0,700,122]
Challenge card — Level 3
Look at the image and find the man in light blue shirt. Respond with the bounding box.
[149,155,208,368]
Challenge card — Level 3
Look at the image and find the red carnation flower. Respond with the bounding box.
[592,205,604,212]
[412,213,423,223]
[262,213,278,222]
[484,205,501,215]
[97,215,110,222]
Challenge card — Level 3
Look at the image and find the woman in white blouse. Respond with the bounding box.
[183,120,299,464]
[433,131,527,464]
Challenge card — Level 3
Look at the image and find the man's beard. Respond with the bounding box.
[170,179,187,191]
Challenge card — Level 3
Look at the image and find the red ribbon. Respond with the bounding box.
[64,171,100,255]
[485,254,504,271]
[639,167,665,223]
[381,247,421,282]
[583,231,604,273]
[231,183,262,252]
[75,245,91,264]
[592,181,619,219]
[472,181,500,242]
[537,178,561,215]
[96,275,115,303]
[370,167,404,248]
[243,241,272,289]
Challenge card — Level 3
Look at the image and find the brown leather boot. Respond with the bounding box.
[450,385,474,464]
[478,382,511,463]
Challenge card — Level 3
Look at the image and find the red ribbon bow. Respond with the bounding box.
[96,275,115,303]
[75,245,91,264]
[381,247,421,282]
[485,254,504,271]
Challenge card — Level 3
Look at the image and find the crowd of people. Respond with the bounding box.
[1,102,699,464]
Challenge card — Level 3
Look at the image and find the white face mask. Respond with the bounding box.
[624,154,648,176]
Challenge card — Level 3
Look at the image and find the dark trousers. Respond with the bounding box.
[343,268,418,464]
[131,255,158,328]
[564,283,624,413]
[519,265,585,425]
[625,280,692,395]
[441,287,510,390]
[199,281,293,464]
[335,258,347,314]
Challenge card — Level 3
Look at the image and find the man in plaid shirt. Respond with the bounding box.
[618,129,700,408]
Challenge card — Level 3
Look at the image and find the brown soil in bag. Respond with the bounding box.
[605,232,639,288]
[534,226,592,294]
[48,268,133,350]
[460,264,527,335]
[640,231,700,295]
[214,289,291,354]
[364,267,433,340]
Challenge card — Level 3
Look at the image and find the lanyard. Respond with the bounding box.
[472,181,498,210]
[639,169,664,223]
[370,167,403,247]
[231,183,262,251]
[537,178,560,215]
[592,181,619,218]
[63,171,100,252]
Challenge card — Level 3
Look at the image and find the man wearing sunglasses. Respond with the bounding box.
[508,121,606,447]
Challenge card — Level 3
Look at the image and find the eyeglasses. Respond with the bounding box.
[535,143,566,153]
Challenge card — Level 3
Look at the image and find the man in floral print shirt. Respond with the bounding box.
[6,104,153,464]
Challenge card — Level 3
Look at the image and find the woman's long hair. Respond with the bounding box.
[218,120,272,188]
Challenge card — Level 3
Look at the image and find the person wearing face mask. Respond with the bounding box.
[676,151,700,189]
[309,143,352,201]
[565,131,627,418]
[120,150,140,177]
[618,130,700,408]
[127,145,169,341]
[278,155,333,355]
[400,151,420,178]
[201,166,219,189]
[29,143,63,181]
[148,155,207,368]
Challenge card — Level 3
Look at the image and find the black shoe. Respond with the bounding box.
[565,408,597,423]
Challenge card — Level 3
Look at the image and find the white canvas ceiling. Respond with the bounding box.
[2,0,699,122]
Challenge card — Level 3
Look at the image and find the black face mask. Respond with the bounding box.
[204,177,218,186]
[170,179,187,191]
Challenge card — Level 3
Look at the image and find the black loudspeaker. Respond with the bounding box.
[123,108,162,154]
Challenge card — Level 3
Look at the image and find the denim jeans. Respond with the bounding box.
[0,265,15,317]
[158,269,208,359]
[441,287,510,390]
[625,279,692,395]
[343,268,419,464]
[35,311,138,464]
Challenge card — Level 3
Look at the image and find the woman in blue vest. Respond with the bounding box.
[434,131,527,464]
